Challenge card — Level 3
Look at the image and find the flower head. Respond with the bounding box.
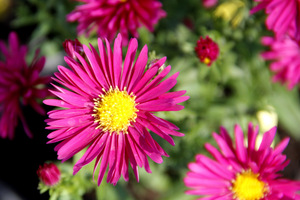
[184,123,300,199]
[44,34,189,186]
[37,163,61,186]
[0,32,51,139]
[195,36,219,66]
[67,0,166,45]
[261,36,300,89]
[250,0,300,40]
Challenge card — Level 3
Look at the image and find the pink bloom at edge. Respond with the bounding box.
[184,123,300,199]
[67,0,166,45]
[250,0,300,40]
[202,0,218,8]
[44,34,189,186]
[261,36,300,89]
[37,163,61,186]
[0,32,51,139]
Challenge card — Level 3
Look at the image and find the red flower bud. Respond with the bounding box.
[195,36,219,66]
[63,39,84,60]
[37,163,61,186]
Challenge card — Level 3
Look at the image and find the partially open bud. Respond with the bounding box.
[63,39,84,60]
[37,163,61,186]
[195,36,219,66]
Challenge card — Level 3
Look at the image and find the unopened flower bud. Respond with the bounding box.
[37,163,61,186]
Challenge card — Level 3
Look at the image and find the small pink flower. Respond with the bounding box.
[202,0,218,8]
[0,32,51,139]
[261,36,300,89]
[37,163,61,186]
[44,34,189,186]
[184,123,300,199]
[250,0,300,40]
[67,0,166,45]
[195,36,219,66]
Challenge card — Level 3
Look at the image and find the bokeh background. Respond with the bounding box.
[1,0,300,199]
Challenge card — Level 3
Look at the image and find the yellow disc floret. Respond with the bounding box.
[93,87,138,134]
[231,170,268,200]
[203,57,211,65]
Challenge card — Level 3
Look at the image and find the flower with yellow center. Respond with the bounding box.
[93,87,138,134]
[45,33,188,187]
[184,123,300,199]
[232,170,268,200]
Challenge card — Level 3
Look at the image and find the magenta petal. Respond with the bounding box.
[259,126,277,151]
[234,124,247,163]
[97,134,112,186]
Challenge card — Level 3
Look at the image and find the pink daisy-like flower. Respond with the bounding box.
[261,36,300,89]
[250,0,300,40]
[44,34,189,186]
[184,123,300,199]
[37,163,61,186]
[195,36,219,66]
[67,0,166,45]
[202,0,218,8]
[0,32,51,139]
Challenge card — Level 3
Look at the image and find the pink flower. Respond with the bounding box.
[44,34,189,186]
[261,36,300,89]
[0,32,51,139]
[195,36,219,66]
[250,0,300,40]
[67,0,166,45]
[184,123,300,199]
[37,163,61,186]
[202,0,218,8]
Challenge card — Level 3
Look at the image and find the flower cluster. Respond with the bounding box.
[184,123,300,199]
[0,32,50,139]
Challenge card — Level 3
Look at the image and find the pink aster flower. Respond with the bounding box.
[0,32,51,139]
[202,0,218,8]
[67,0,166,45]
[195,36,219,66]
[37,163,61,186]
[44,34,189,186]
[184,123,300,199]
[250,0,300,40]
[261,36,300,89]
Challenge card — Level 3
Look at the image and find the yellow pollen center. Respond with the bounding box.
[119,0,127,2]
[203,57,211,65]
[231,170,268,200]
[93,87,138,134]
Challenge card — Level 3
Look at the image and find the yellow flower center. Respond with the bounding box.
[231,170,268,200]
[119,0,127,3]
[203,57,211,65]
[93,87,138,134]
